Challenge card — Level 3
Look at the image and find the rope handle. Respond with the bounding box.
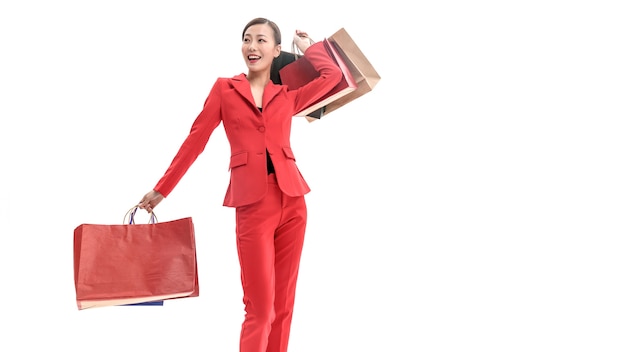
[291,36,315,59]
[123,205,158,225]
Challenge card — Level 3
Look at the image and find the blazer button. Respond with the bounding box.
[258,126,265,132]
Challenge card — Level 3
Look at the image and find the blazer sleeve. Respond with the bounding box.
[153,79,224,197]
[290,41,343,116]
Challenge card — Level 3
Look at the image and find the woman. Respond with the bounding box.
[138,17,342,352]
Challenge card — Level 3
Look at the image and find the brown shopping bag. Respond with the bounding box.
[321,27,381,117]
[73,206,199,310]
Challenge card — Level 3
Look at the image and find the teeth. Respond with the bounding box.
[248,55,261,60]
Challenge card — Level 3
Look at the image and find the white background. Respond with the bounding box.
[1,1,625,351]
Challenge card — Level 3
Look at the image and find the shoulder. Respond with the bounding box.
[210,74,247,88]
[216,73,247,82]
[229,73,247,81]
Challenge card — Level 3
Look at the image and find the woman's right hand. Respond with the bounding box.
[138,190,164,213]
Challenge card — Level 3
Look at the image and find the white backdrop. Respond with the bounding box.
[1,1,625,351]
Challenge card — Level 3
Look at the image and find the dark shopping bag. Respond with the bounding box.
[73,206,199,310]
[125,301,165,306]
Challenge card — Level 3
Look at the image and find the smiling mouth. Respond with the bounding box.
[248,55,261,62]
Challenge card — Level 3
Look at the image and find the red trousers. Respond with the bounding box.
[235,173,307,352]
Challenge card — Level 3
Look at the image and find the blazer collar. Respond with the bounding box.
[231,73,283,110]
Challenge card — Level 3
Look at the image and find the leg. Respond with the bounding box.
[236,178,282,352]
[266,193,307,352]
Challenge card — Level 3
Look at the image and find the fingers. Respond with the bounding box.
[137,190,163,213]
[294,30,314,54]
[138,198,154,210]
[137,194,154,212]
[138,203,155,214]
[294,30,310,41]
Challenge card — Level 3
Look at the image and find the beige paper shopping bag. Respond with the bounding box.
[322,27,381,116]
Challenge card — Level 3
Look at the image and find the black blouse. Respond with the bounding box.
[258,107,275,175]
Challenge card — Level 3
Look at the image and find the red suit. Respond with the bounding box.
[152,42,342,352]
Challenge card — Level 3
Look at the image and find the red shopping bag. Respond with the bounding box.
[73,206,199,310]
[279,38,357,118]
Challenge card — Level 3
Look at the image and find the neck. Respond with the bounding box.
[246,70,271,87]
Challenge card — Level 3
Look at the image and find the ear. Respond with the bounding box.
[274,44,281,58]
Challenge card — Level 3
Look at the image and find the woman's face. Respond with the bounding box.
[242,23,281,73]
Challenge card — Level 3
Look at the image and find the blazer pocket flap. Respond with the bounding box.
[282,147,296,161]
[229,152,248,169]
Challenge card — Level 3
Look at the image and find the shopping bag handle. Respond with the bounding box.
[291,37,315,59]
[124,205,158,224]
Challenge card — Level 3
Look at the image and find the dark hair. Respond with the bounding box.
[241,17,281,45]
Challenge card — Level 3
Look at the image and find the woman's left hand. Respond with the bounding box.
[294,29,313,53]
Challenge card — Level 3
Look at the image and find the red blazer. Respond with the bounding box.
[153,42,342,207]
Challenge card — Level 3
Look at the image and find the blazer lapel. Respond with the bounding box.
[231,74,257,110]
[262,82,283,110]
[231,74,284,111]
